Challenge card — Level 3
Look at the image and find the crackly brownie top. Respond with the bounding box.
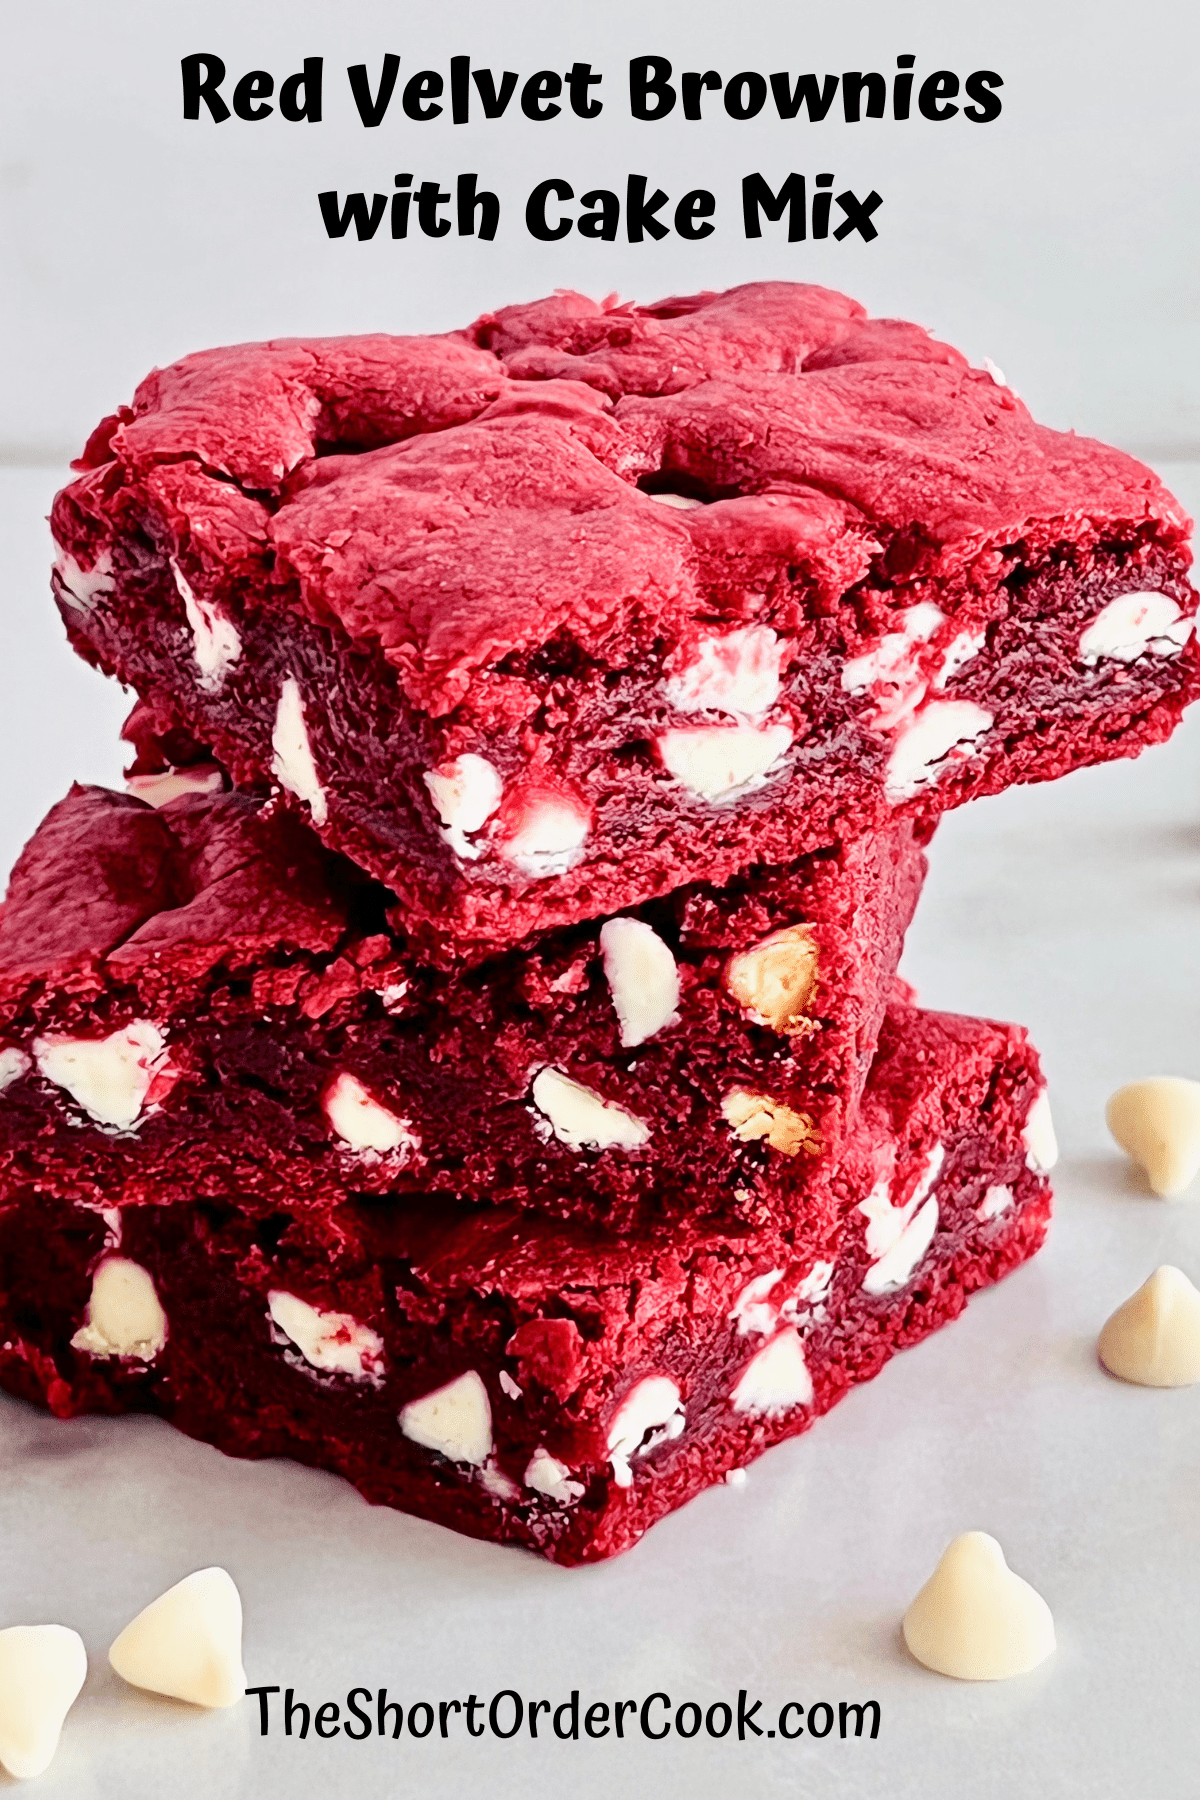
[62,281,1190,718]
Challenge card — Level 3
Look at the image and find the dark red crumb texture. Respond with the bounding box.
[0,1003,1051,1564]
[49,282,1198,965]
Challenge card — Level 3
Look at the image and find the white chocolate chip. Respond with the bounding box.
[983,357,1008,388]
[859,1146,944,1294]
[1106,1077,1200,1196]
[730,1328,813,1417]
[607,1376,685,1487]
[423,754,503,859]
[171,559,241,693]
[0,1046,30,1092]
[322,1071,417,1157]
[271,676,327,826]
[0,1625,87,1780]
[1078,591,1193,666]
[502,796,590,878]
[71,1257,167,1361]
[729,1268,786,1337]
[531,1067,650,1151]
[599,918,680,1047]
[978,1183,1014,1221]
[108,1567,246,1709]
[125,764,225,808]
[1022,1088,1059,1173]
[524,1447,586,1504]
[52,545,113,614]
[725,923,820,1034]
[725,1467,748,1488]
[657,722,792,802]
[902,1532,1055,1681]
[934,629,986,688]
[664,625,784,719]
[479,1459,522,1502]
[842,603,945,732]
[267,1290,385,1384]
[1097,1265,1200,1387]
[646,490,704,510]
[34,1020,170,1130]
[884,701,993,802]
[498,1370,523,1400]
[399,1370,492,1466]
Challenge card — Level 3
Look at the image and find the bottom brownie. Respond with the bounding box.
[0,1004,1053,1564]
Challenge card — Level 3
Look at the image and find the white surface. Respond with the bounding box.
[1,465,1200,1794]
[1,0,1199,460]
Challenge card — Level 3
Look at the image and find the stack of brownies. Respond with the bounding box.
[0,283,1195,1563]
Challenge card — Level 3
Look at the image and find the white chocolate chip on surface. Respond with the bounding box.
[902,1532,1055,1682]
[399,1370,493,1466]
[1106,1077,1200,1196]
[271,676,327,826]
[109,1567,245,1709]
[646,490,704,510]
[502,798,590,878]
[1077,591,1193,666]
[599,918,680,1048]
[1022,1088,1059,1173]
[267,1290,385,1384]
[730,1328,813,1417]
[725,923,820,1034]
[171,558,242,693]
[323,1071,417,1157]
[34,1020,171,1130]
[524,1447,586,1504]
[423,753,503,860]
[663,625,784,719]
[1098,1265,1200,1387]
[0,1625,87,1780]
[71,1256,168,1362]
[126,764,225,808]
[531,1066,650,1151]
[0,1046,30,1092]
[884,700,993,802]
[607,1376,685,1488]
[657,722,793,802]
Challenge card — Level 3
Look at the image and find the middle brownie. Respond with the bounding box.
[0,782,924,1233]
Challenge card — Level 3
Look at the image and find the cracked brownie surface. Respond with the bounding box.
[49,282,1198,965]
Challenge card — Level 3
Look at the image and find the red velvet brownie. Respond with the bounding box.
[0,1003,1054,1564]
[50,284,1198,965]
[0,783,923,1233]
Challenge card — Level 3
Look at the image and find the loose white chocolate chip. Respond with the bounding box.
[721,1089,816,1157]
[109,1567,246,1709]
[902,1532,1055,1682]
[1106,1077,1200,1196]
[725,923,819,1034]
[1097,1265,1200,1387]
[0,1625,87,1780]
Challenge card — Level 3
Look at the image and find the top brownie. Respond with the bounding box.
[51,283,1198,966]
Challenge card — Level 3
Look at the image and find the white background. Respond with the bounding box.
[1,0,1198,460]
[1,2,1200,1795]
